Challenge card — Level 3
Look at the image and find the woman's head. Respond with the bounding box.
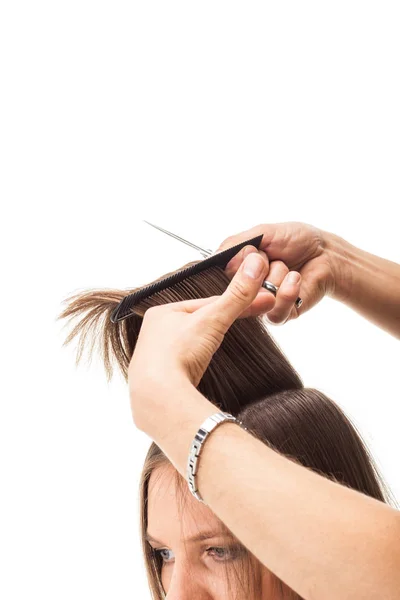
[141,388,395,599]
[58,260,397,599]
[144,461,264,599]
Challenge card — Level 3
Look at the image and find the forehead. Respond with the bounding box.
[147,465,223,544]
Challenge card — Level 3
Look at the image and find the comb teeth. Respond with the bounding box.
[110,234,264,323]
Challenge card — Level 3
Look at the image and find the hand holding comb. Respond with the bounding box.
[110,221,302,323]
[143,221,303,307]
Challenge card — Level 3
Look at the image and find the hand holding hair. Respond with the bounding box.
[128,251,271,442]
[217,221,400,337]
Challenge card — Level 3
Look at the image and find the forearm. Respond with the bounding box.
[153,380,400,600]
[325,232,400,338]
[198,418,400,599]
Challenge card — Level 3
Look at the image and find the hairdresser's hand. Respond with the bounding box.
[128,252,270,436]
[216,222,350,325]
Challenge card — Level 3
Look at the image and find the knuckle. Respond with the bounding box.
[199,315,228,342]
[218,235,235,251]
[271,259,289,272]
[279,288,297,302]
[205,323,225,345]
[229,281,252,304]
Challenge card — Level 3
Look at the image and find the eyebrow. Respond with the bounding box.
[145,529,231,545]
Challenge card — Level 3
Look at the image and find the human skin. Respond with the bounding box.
[217,222,400,337]
[146,464,290,599]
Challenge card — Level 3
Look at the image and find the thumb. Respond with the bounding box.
[207,253,269,329]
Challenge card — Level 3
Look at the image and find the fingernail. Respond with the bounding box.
[287,272,301,284]
[241,245,255,259]
[243,254,264,278]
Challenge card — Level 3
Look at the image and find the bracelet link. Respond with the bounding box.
[186,412,246,504]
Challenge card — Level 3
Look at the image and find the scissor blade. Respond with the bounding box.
[143,220,212,258]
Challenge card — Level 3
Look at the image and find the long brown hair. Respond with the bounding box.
[58,261,398,599]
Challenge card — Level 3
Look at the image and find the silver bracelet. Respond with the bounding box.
[186,411,247,504]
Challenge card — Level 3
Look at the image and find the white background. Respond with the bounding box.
[1,2,399,598]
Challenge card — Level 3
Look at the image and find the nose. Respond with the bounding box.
[165,563,213,599]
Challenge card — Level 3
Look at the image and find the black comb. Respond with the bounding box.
[110,234,264,323]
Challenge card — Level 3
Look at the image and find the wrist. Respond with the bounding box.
[138,375,218,474]
[321,230,355,303]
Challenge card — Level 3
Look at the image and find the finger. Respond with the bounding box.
[215,224,277,255]
[283,261,329,316]
[170,295,219,314]
[224,245,269,280]
[236,289,276,318]
[262,260,303,312]
[262,260,289,289]
[200,253,269,330]
[169,249,272,318]
[235,258,289,319]
[216,222,319,267]
[263,271,302,325]
[167,249,269,316]
[179,250,274,320]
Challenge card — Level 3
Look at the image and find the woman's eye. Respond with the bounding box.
[207,545,241,562]
[155,548,174,563]
[153,544,242,564]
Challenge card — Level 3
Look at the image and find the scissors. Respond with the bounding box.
[143,220,303,308]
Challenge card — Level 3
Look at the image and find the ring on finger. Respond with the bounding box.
[262,280,279,296]
[261,280,303,309]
